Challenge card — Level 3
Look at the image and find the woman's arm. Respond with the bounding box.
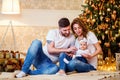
[82,42,102,59]
[91,42,102,57]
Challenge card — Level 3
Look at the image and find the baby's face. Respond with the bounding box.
[79,42,87,50]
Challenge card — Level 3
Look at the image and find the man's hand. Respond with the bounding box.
[66,46,77,57]
[67,46,78,53]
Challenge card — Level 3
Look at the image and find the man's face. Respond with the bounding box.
[59,26,71,37]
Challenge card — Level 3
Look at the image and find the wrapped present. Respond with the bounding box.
[0,59,5,65]
[116,53,120,71]
[5,52,10,59]
[0,52,4,58]
[5,65,14,72]
[0,50,24,72]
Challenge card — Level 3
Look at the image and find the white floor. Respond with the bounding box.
[0,70,120,80]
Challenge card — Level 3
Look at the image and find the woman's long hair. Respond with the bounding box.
[71,18,89,38]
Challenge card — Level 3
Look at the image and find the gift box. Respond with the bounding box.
[116,53,120,71]
[0,50,24,72]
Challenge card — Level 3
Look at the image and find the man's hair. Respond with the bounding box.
[58,18,70,28]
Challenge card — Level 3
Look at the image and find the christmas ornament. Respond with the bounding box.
[104,42,110,47]
[112,25,116,29]
[107,8,111,12]
[105,17,110,22]
[100,16,104,21]
[87,18,90,22]
[105,30,108,34]
[102,35,105,40]
[99,11,102,15]
[113,10,117,14]
[111,14,116,20]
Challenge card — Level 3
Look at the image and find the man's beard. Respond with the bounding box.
[61,32,70,37]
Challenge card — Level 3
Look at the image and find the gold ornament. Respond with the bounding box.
[113,10,117,14]
[87,10,91,14]
[98,54,103,60]
[112,25,116,29]
[98,61,103,66]
[109,31,112,39]
[90,18,96,25]
[105,57,110,62]
[102,35,105,40]
[109,0,114,3]
[111,37,114,41]
[87,19,90,22]
[98,3,101,7]
[99,23,108,30]
[100,16,103,21]
[85,0,89,4]
[111,14,116,20]
[83,18,87,22]
[83,13,87,16]
[91,4,95,8]
[107,8,111,12]
[105,30,108,34]
[99,10,102,15]
[92,19,96,23]
[94,7,98,10]
[105,17,110,22]
[104,42,110,47]
[102,12,105,15]
[115,34,119,37]
[85,8,89,12]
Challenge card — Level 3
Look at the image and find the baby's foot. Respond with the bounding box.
[56,70,67,76]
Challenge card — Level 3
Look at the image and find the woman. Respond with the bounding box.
[56,17,102,75]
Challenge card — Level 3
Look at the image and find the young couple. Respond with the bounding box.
[15,17,102,78]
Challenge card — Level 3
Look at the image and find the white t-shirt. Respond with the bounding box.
[75,49,90,57]
[43,29,75,63]
[75,31,98,68]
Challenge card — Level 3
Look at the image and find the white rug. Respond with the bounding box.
[0,70,120,80]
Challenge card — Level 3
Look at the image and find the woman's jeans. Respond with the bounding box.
[21,39,59,75]
[59,53,96,72]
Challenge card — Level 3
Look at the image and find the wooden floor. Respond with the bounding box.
[0,70,120,80]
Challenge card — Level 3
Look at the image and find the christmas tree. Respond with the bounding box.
[80,0,120,59]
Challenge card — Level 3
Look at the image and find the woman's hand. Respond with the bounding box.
[81,53,93,59]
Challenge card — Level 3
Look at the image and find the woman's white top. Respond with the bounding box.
[75,31,98,68]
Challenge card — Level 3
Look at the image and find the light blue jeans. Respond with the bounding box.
[59,53,96,72]
[21,39,59,75]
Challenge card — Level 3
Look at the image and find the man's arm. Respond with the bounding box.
[47,40,77,55]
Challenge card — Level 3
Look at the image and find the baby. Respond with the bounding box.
[64,38,89,64]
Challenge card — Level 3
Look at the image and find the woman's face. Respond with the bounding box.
[73,23,83,36]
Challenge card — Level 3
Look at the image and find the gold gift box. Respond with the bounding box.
[116,53,120,71]
[0,50,24,72]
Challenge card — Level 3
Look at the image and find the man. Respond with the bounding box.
[15,17,77,78]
